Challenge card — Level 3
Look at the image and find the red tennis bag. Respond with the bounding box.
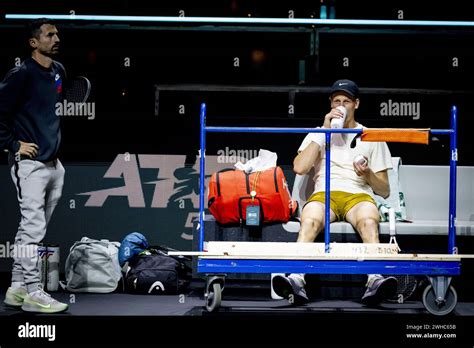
[208,167,298,225]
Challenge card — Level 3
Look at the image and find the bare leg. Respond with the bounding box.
[345,200,397,305]
[272,201,338,304]
[297,201,337,243]
[345,201,380,243]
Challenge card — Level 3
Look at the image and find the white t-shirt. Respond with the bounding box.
[298,123,393,198]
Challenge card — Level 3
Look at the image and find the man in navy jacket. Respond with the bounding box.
[0,18,68,313]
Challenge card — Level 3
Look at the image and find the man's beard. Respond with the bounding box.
[40,46,60,57]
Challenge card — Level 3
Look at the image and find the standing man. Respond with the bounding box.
[0,18,68,313]
[273,79,398,306]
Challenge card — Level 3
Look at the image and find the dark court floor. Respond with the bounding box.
[1,279,473,316]
[1,279,473,345]
[2,287,474,316]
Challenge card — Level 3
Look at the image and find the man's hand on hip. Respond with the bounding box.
[17,141,39,159]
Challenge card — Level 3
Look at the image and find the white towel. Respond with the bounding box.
[374,157,409,222]
[234,149,278,174]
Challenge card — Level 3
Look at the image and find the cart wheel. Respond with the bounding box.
[205,282,222,313]
[422,285,457,316]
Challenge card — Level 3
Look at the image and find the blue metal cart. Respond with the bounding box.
[196,103,461,315]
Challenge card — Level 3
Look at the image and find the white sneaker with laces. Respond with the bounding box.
[21,285,68,313]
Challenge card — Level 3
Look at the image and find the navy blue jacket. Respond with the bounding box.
[0,57,66,162]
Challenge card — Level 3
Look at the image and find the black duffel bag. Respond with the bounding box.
[124,249,191,294]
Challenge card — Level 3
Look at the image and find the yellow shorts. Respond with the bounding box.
[305,191,376,221]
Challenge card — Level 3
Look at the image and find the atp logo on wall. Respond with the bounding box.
[77,153,234,240]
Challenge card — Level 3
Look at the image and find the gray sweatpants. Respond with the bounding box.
[9,155,65,293]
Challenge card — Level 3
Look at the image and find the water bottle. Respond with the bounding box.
[37,244,48,288]
[329,4,336,19]
[320,3,327,19]
[331,105,347,129]
[46,245,60,292]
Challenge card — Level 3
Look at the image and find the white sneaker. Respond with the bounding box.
[361,276,398,306]
[4,287,27,307]
[272,275,309,305]
[21,285,68,313]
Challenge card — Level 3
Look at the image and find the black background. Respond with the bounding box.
[1,2,474,345]
[1,0,473,166]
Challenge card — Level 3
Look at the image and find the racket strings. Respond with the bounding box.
[387,275,419,302]
[64,78,90,103]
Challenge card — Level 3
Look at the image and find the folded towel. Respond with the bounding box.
[234,149,278,174]
[374,157,409,222]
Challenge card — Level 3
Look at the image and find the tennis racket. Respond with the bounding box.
[63,76,91,103]
[387,274,419,303]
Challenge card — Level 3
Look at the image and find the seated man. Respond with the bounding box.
[273,79,397,306]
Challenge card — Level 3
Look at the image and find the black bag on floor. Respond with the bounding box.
[124,249,191,294]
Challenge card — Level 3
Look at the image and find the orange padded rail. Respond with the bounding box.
[361,128,430,144]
